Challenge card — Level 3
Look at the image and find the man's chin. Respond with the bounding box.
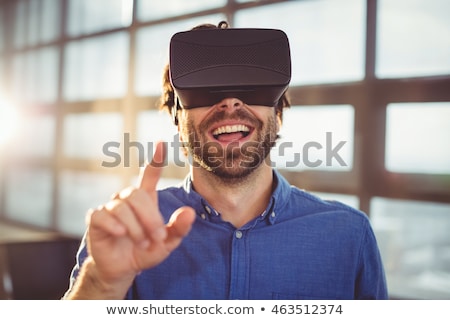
[209,162,261,181]
[211,171,252,182]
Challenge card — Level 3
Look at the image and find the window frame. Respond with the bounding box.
[0,0,448,238]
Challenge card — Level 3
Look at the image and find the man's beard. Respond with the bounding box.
[181,108,279,181]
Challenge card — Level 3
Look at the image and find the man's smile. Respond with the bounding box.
[209,122,254,143]
[211,124,252,142]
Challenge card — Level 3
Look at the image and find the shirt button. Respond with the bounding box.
[235,231,243,239]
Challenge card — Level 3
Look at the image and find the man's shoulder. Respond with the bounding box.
[282,184,369,223]
[156,184,194,219]
[157,183,188,203]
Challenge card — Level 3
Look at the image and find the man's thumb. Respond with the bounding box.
[166,206,196,241]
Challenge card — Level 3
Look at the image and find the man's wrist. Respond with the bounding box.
[64,257,133,300]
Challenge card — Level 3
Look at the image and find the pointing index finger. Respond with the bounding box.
[139,141,167,196]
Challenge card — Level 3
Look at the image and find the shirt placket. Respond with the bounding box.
[228,228,249,300]
[200,199,275,300]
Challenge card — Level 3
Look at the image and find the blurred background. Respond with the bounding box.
[0,0,449,300]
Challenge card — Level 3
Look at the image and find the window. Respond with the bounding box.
[40,0,62,43]
[11,114,56,158]
[64,33,129,101]
[67,0,132,36]
[134,14,226,96]
[273,105,354,171]
[57,171,123,236]
[234,0,366,85]
[312,192,359,210]
[4,167,53,228]
[13,0,27,49]
[12,47,59,104]
[0,61,5,99]
[137,110,178,165]
[13,0,61,48]
[371,197,450,299]
[63,113,123,159]
[137,0,226,21]
[377,0,450,78]
[0,7,5,52]
[385,102,450,174]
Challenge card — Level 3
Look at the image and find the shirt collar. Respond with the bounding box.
[269,170,292,224]
[181,169,291,226]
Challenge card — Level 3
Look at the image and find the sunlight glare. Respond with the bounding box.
[0,96,20,146]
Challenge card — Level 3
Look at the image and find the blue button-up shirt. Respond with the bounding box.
[69,170,388,299]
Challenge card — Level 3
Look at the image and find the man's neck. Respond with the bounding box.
[190,164,274,229]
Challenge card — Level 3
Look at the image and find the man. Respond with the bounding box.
[64,22,388,300]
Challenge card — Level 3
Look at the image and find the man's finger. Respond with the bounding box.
[87,207,126,237]
[164,207,196,251]
[139,141,167,195]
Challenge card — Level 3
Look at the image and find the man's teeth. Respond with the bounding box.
[212,125,250,136]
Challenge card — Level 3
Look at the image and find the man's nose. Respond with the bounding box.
[215,98,244,110]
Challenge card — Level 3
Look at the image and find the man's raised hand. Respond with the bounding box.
[69,141,195,299]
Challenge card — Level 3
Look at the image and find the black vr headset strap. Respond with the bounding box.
[172,95,181,126]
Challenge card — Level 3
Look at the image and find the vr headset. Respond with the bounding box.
[169,27,291,114]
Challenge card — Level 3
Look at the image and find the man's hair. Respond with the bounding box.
[158,21,290,123]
